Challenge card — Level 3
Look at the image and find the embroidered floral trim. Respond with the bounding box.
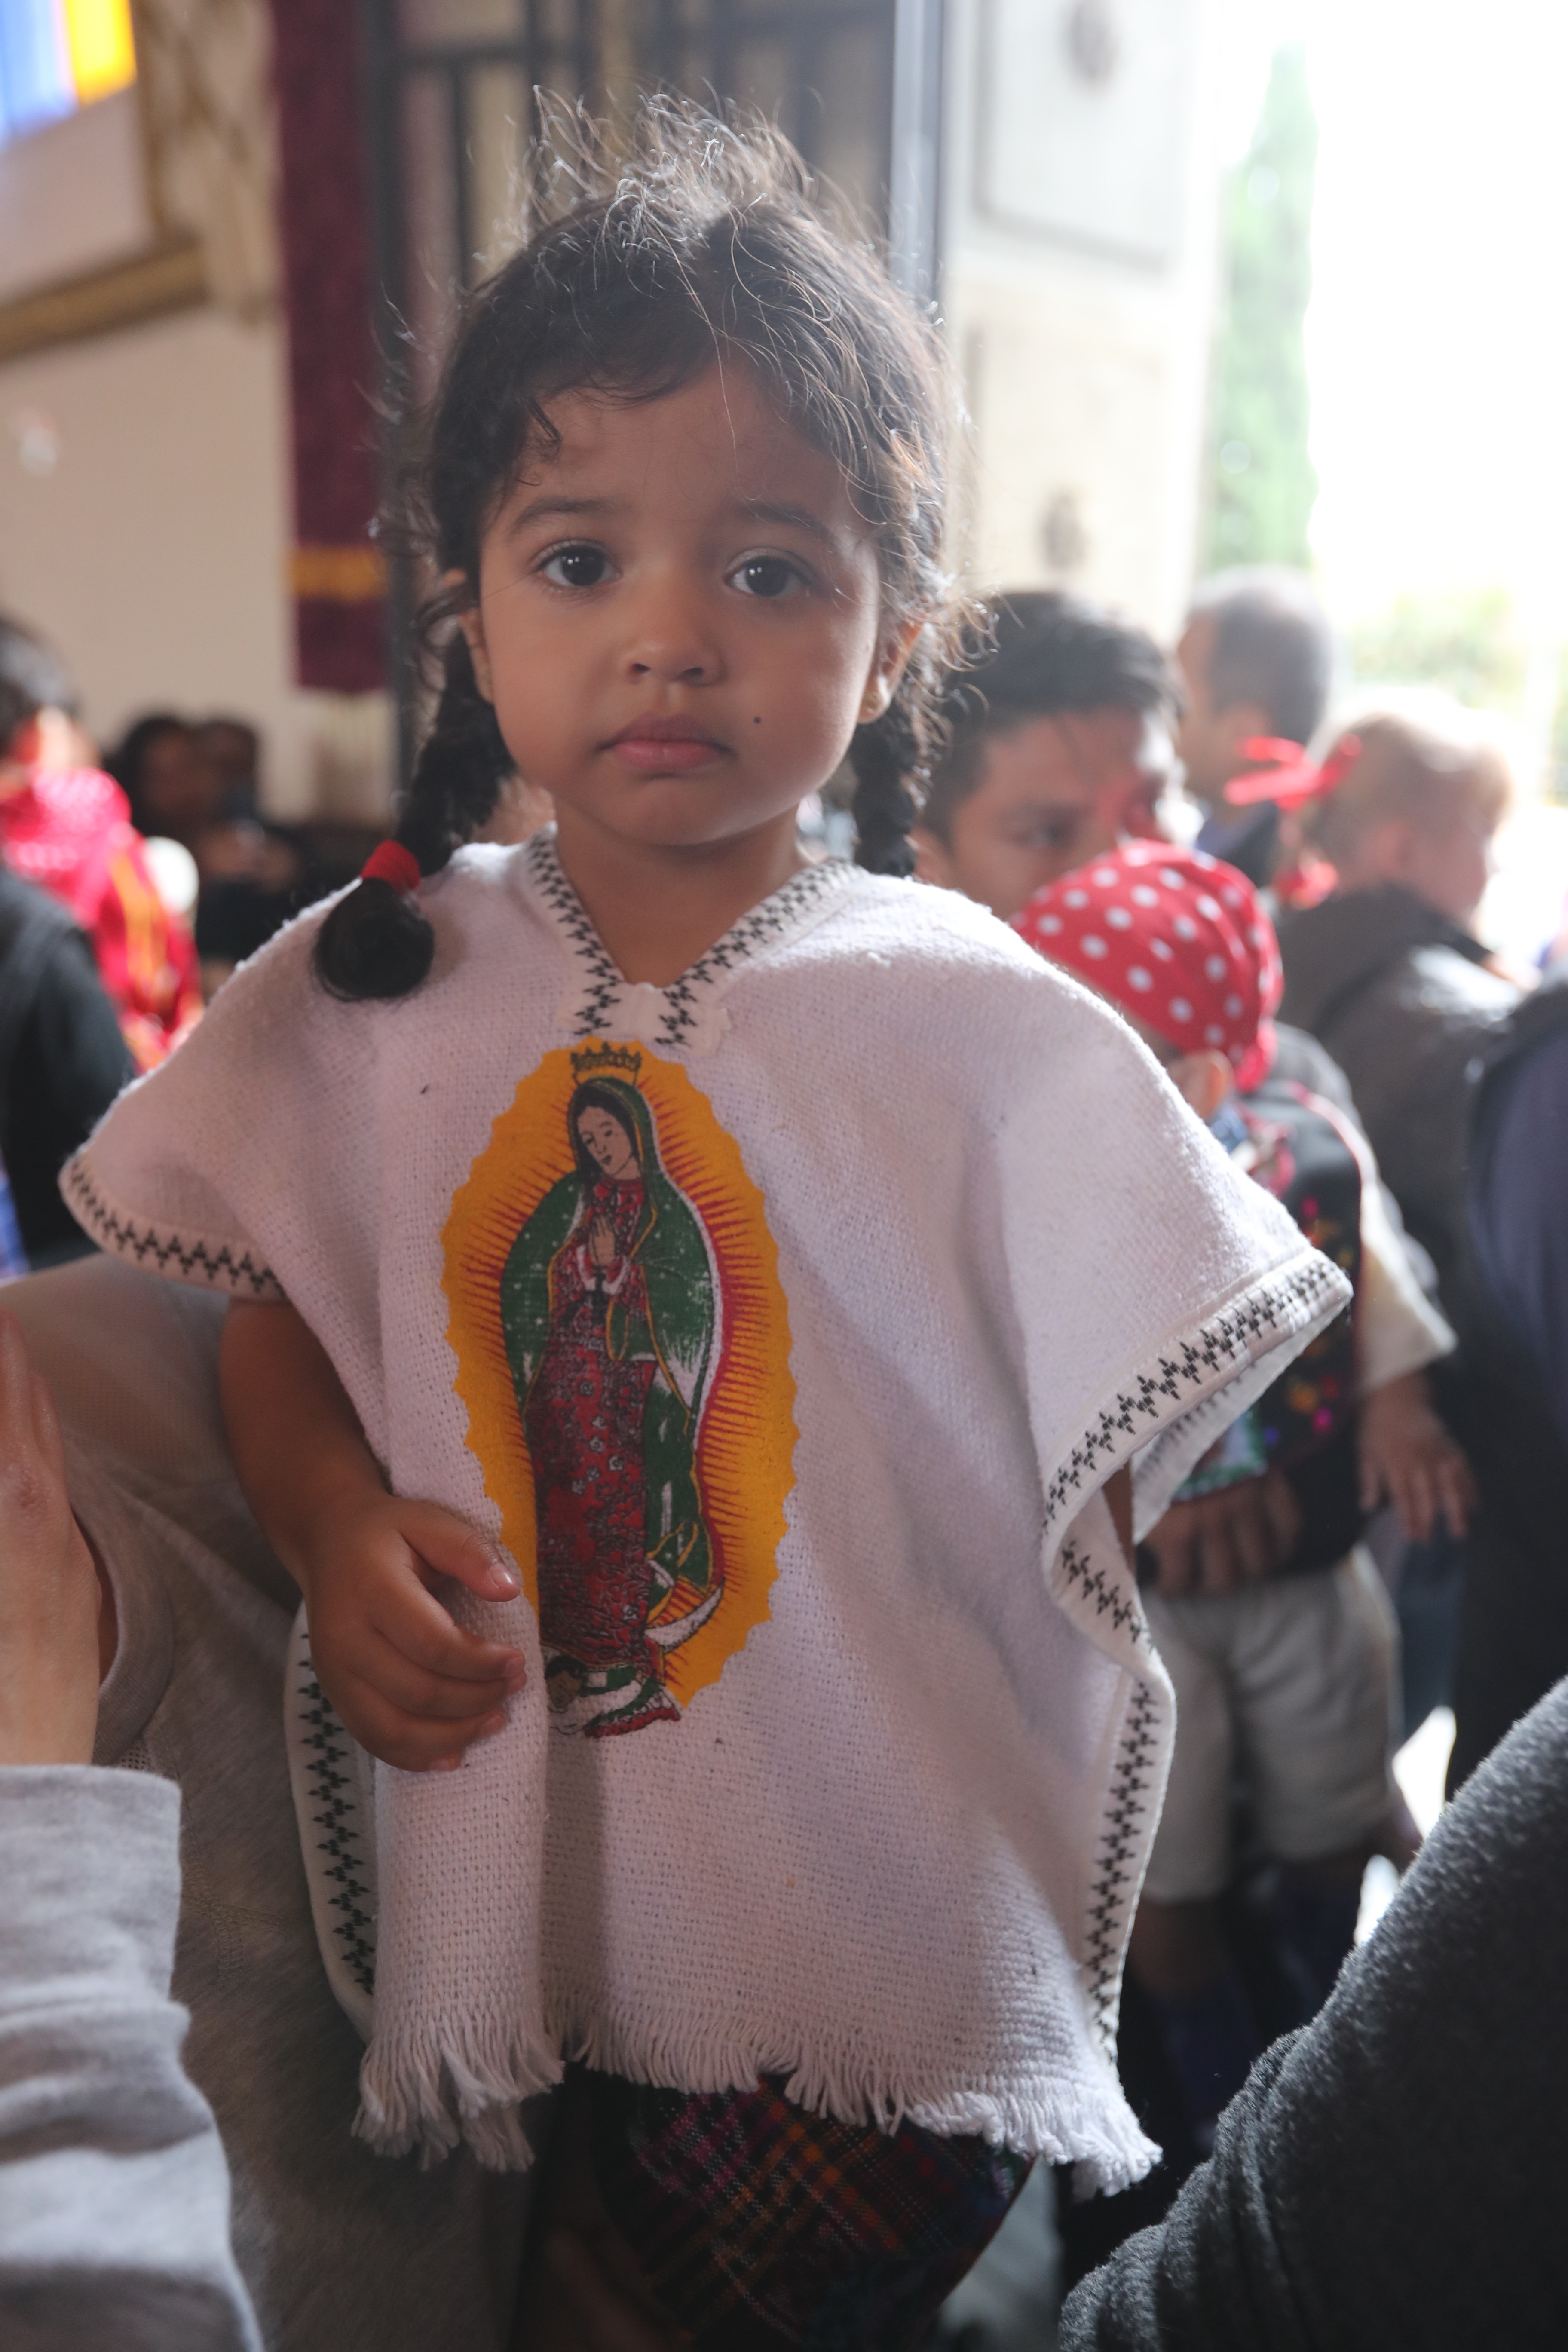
[62,1155,283,1298]
[294,1628,377,2004]
[522,830,858,1049]
[1049,1252,1348,2052]
[1056,1529,1150,1653]
[1083,1678,1164,2047]
[1041,1254,1344,1540]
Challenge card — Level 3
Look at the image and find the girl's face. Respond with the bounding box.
[1337,802,1498,928]
[579,1105,639,1182]
[459,364,912,866]
[1400,807,1498,929]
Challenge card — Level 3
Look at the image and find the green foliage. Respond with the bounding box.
[1349,586,1528,714]
[1205,45,1319,570]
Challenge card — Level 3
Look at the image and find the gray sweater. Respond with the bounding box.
[0,1768,258,2349]
[1,1259,534,2350]
[1061,1676,1568,2350]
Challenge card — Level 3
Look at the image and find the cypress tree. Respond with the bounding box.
[1206,44,1319,569]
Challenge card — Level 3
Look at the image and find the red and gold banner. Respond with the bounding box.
[267,0,385,692]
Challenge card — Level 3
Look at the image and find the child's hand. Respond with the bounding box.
[297,1491,528,1773]
[0,1311,103,1767]
[1143,1467,1302,1601]
[219,1299,530,1773]
[1359,1370,1476,1543]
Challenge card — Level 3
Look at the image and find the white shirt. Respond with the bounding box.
[67,833,1349,2190]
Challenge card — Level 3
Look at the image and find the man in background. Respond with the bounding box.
[1176,567,1335,890]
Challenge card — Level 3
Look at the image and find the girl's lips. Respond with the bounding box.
[608,730,729,773]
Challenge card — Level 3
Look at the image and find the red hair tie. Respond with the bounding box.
[361,840,422,893]
[1225,735,1362,812]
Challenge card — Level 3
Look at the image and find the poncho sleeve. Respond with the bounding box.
[987,968,1353,1545]
[58,905,393,1458]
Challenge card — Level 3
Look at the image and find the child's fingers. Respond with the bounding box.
[1397,1462,1434,1544]
[1261,1472,1302,1561]
[399,1499,521,1602]
[339,1684,510,1773]
[362,1628,520,1721]
[1196,1514,1243,1595]
[366,1571,527,1682]
[1436,1448,1475,1540]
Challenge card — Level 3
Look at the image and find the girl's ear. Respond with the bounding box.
[910,824,958,889]
[446,571,496,703]
[858,615,925,725]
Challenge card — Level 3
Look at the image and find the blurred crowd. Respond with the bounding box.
[3,559,1565,2338]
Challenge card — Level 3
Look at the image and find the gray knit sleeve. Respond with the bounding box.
[0,1767,261,2350]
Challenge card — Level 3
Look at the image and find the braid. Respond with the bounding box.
[314,632,513,1001]
[849,672,927,878]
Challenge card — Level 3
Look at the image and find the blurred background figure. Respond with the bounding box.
[0,861,132,1269]
[1231,703,1561,1796]
[1175,566,1336,889]
[0,618,199,1070]
[912,593,1184,919]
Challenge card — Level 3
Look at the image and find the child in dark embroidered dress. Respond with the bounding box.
[1015,844,1473,2150]
[67,108,1350,2351]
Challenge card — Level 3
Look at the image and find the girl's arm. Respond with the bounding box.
[219,1301,527,1770]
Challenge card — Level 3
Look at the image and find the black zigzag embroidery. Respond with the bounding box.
[1057,1531,1149,1650]
[527,833,849,1047]
[1042,1257,1343,1540]
[295,1646,377,2000]
[63,1161,282,1297]
[1083,1678,1162,2047]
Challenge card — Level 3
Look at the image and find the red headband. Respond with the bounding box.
[1224,735,1362,811]
[361,840,422,893]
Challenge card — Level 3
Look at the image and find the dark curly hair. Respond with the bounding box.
[919,592,1183,846]
[316,99,963,1001]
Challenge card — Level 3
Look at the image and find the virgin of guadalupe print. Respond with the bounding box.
[443,1042,798,1739]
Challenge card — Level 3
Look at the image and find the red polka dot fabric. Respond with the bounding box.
[1011,841,1282,1092]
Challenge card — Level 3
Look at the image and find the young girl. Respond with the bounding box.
[65,109,1348,2345]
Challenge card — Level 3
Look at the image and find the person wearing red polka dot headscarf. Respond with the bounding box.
[1017,842,1473,2152]
[1014,840,1283,1107]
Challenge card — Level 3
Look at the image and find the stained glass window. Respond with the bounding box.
[0,0,136,151]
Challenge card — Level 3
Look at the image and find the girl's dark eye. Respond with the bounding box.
[541,544,611,589]
[731,555,802,600]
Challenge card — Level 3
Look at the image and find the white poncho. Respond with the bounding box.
[65,834,1349,2190]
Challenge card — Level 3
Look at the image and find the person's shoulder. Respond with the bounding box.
[791,870,1155,1086]
[813,869,1052,976]
[0,859,76,945]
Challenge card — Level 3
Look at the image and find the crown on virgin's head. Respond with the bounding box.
[570,1040,643,1085]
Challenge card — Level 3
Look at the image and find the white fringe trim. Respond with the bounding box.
[355,2018,564,2171]
[364,1995,1161,2194]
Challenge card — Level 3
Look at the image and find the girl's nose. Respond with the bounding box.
[621,576,722,685]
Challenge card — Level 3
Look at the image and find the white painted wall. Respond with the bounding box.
[0,90,152,306]
[942,0,1223,636]
[0,302,392,817]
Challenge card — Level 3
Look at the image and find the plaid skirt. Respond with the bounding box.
[587,2071,1032,2350]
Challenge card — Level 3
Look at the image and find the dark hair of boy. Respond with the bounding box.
[105,715,193,836]
[919,591,1181,847]
[0,616,76,753]
[314,100,963,1003]
[1177,567,1334,809]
